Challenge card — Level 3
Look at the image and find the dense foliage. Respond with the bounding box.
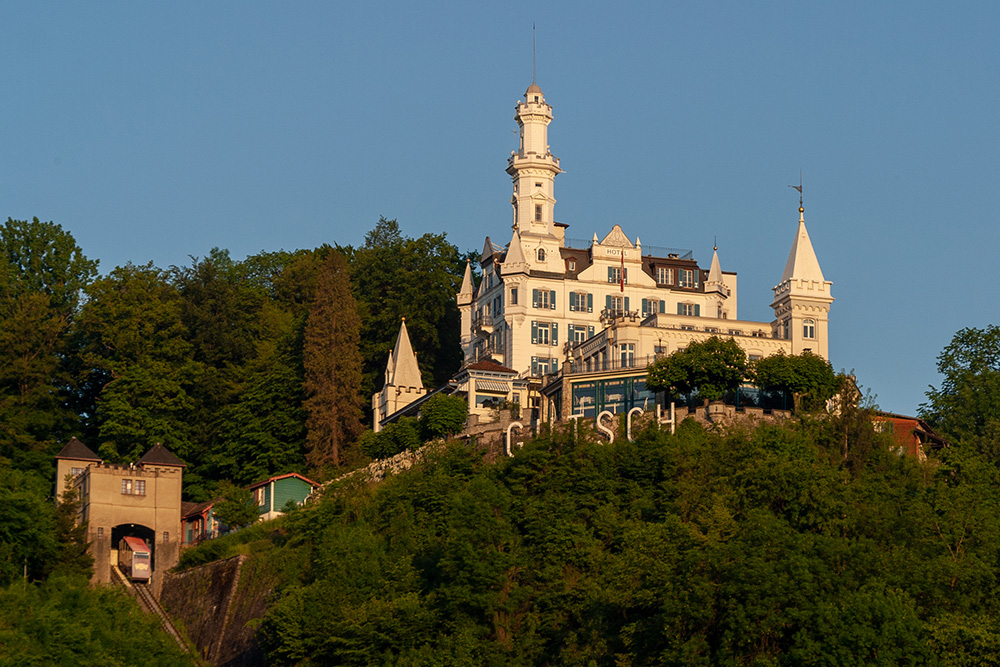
[0,216,468,500]
[160,409,1000,666]
[753,350,839,412]
[646,336,748,401]
[0,575,197,666]
[921,325,1000,463]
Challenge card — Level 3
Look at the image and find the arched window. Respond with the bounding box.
[537,248,546,262]
[803,319,816,339]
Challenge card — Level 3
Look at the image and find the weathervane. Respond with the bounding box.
[788,171,803,211]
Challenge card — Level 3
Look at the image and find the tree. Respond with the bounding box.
[420,394,468,440]
[753,350,839,412]
[77,263,200,463]
[53,483,94,578]
[213,482,259,529]
[920,326,1000,460]
[646,336,748,401]
[0,218,97,471]
[303,252,364,468]
[349,218,465,413]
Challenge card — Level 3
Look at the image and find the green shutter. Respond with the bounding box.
[568,324,575,341]
[677,303,683,315]
[641,298,647,315]
[550,290,556,309]
[531,321,538,344]
[694,304,701,317]
[606,295,612,311]
[552,323,558,345]
[552,359,558,372]
[532,289,539,308]
[587,293,593,312]
[607,267,614,282]
[624,297,630,311]
[659,300,665,313]
[588,325,595,338]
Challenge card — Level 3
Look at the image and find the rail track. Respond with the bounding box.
[111,565,194,658]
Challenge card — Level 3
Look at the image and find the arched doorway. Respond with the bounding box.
[110,523,156,579]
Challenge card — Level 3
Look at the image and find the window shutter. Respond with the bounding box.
[531,321,538,344]
[606,295,613,311]
[568,324,575,340]
[569,293,576,312]
[694,304,701,317]
[552,359,558,372]
[550,291,556,310]
[659,300,665,313]
[624,297,630,311]
[587,293,593,312]
[552,323,558,345]
[641,298,647,315]
[588,325,595,338]
[623,268,628,284]
[531,357,538,375]
[607,267,614,282]
[677,303,684,315]
[532,289,539,308]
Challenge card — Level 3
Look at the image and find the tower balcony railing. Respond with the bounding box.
[507,151,561,168]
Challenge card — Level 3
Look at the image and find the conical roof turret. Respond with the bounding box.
[780,205,826,284]
[385,319,423,390]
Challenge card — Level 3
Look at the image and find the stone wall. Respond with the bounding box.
[160,554,274,667]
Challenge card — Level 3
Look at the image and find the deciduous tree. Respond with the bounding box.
[920,325,1000,461]
[753,350,838,412]
[646,336,748,401]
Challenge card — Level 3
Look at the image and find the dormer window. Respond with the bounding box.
[534,95,539,102]
[537,248,546,262]
[567,259,576,271]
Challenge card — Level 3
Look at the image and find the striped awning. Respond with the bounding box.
[475,379,510,394]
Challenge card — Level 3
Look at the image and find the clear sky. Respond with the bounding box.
[3,1,998,416]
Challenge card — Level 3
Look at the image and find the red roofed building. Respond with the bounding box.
[873,412,949,460]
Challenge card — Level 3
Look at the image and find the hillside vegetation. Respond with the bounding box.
[177,408,1000,666]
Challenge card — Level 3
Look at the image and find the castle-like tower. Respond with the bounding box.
[507,82,562,239]
[372,319,427,432]
[770,203,834,358]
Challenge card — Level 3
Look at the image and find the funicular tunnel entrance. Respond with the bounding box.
[110,523,156,579]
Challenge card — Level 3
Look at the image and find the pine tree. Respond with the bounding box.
[303,251,364,468]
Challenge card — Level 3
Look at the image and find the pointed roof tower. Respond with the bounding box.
[138,443,186,467]
[385,319,423,390]
[707,247,724,284]
[55,437,101,463]
[501,229,529,275]
[780,205,826,284]
[457,260,474,306]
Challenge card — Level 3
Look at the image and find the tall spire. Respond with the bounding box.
[780,202,826,284]
[458,260,474,305]
[385,319,423,390]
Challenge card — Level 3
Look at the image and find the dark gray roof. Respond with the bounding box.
[138,443,186,467]
[54,437,101,462]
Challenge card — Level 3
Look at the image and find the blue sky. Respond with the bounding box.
[3,2,998,416]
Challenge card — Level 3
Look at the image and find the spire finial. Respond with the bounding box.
[714,235,718,252]
[789,171,804,216]
[532,23,536,84]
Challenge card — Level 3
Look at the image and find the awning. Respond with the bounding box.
[475,379,510,394]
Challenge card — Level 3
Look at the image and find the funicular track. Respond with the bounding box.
[111,565,194,658]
